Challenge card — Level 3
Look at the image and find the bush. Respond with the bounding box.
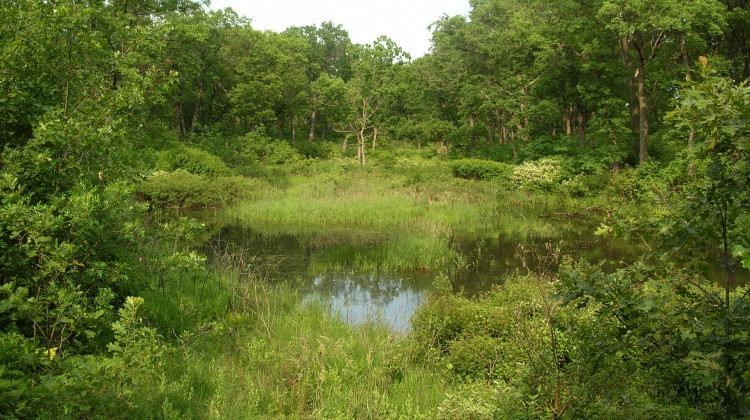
[136,170,267,208]
[449,159,512,181]
[241,131,302,165]
[293,140,333,159]
[447,334,503,380]
[156,146,230,177]
[510,157,565,191]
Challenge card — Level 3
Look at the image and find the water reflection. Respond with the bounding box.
[201,217,642,330]
[302,271,431,332]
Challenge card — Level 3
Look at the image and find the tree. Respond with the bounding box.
[285,22,352,142]
[335,37,409,165]
[561,60,750,417]
[598,0,726,163]
[164,9,245,139]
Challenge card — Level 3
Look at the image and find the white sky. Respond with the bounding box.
[207,0,471,58]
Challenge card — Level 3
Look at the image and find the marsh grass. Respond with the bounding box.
[224,166,608,273]
[135,241,448,419]
[124,155,622,419]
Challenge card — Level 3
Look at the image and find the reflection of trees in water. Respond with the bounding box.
[203,220,640,293]
[198,219,652,329]
[308,272,429,332]
[310,271,431,307]
[202,222,392,273]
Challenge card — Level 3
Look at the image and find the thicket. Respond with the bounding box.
[1,0,749,418]
[135,170,268,208]
[449,158,512,181]
[156,146,231,177]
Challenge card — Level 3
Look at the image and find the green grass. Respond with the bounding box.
[135,259,449,419]
[222,163,610,272]
[114,151,689,419]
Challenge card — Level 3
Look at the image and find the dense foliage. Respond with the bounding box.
[1,0,749,418]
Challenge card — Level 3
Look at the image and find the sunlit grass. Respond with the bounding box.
[138,257,447,419]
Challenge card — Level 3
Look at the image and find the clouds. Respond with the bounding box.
[208,0,470,58]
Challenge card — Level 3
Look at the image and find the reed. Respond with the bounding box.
[136,246,448,419]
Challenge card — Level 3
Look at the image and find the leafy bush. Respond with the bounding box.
[293,140,334,159]
[436,382,506,420]
[449,159,512,181]
[510,157,565,191]
[409,274,666,417]
[136,170,267,207]
[241,130,302,165]
[447,334,503,380]
[156,146,230,177]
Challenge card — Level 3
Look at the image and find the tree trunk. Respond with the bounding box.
[175,103,187,139]
[518,76,530,141]
[342,134,349,152]
[578,114,586,148]
[358,130,366,165]
[619,36,641,161]
[189,79,204,138]
[679,32,690,70]
[372,127,378,152]
[576,105,586,147]
[308,109,316,143]
[291,114,296,144]
[637,67,648,163]
[680,32,695,149]
[634,34,649,163]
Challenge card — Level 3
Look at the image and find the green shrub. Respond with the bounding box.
[447,334,503,380]
[241,130,301,165]
[607,158,676,202]
[136,170,267,208]
[449,159,512,181]
[156,146,230,177]
[436,382,508,420]
[411,293,476,354]
[510,157,565,191]
[293,140,333,159]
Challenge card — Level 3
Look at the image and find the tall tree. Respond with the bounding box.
[286,22,352,142]
[335,37,409,165]
[599,0,726,162]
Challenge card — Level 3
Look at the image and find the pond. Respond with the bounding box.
[200,214,639,332]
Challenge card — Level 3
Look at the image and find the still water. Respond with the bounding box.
[201,215,637,332]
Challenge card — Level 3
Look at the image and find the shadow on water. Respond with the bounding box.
[200,215,642,332]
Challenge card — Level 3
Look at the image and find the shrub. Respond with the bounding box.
[411,293,477,354]
[293,140,333,159]
[156,146,230,177]
[447,334,503,380]
[607,158,672,202]
[436,382,506,420]
[449,159,512,181]
[136,170,267,208]
[510,157,565,191]
[241,131,301,165]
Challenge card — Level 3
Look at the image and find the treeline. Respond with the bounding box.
[1,0,749,417]
[5,0,749,170]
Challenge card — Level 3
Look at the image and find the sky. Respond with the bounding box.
[207,0,471,58]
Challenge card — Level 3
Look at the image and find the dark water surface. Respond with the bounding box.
[201,215,640,331]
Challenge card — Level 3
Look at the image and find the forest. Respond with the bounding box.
[1,0,749,418]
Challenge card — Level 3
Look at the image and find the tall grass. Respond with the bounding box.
[223,166,610,273]
[131,235,450,419]
[122,154,622,418]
